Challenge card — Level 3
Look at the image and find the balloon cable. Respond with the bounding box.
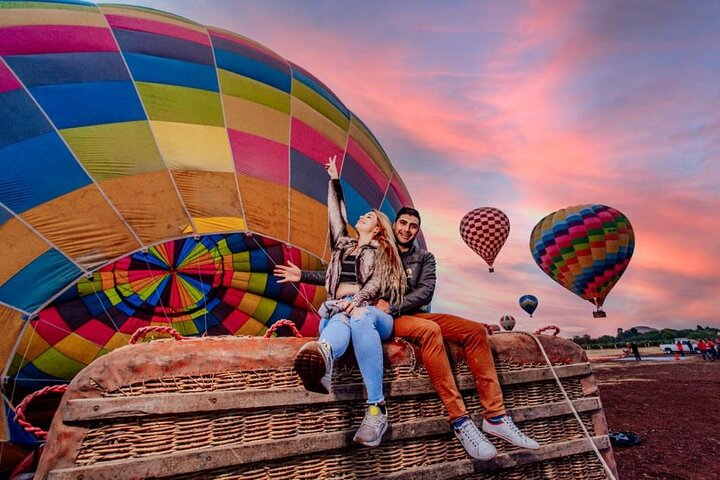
[519,332,618,480]
[89,276,121,332]
[247,236,321,319]
[193,247,209,335]
[139,255,173,326]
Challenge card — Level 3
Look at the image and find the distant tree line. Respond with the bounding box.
[572,325,720,349]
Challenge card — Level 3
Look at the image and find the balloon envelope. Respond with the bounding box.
[529,204,634,315]
[519,294,538,316]
[0,2,423,391]
[499,315,516,331]
[459,207,510,272]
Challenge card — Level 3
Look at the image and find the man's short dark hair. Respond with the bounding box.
[395,207,421,225]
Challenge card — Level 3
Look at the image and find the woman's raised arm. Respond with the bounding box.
[325,155,349,248]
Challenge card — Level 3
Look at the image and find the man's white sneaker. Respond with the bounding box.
[482,416,540,449]
[453,418,497,461]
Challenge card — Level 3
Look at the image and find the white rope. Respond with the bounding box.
[139,254,173,326]
[89,274,121,333]
[521,332,618,480]
[194,240,209,335]
[247,235,322,318]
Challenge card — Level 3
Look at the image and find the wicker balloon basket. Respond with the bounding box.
[35,332,618,479]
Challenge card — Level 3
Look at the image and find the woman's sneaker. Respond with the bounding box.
[482,416,540,449]
[453,417,497,461]
[353,404,388,447]
[294,341,333,394]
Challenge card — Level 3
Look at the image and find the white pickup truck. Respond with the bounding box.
[659,338,698,354]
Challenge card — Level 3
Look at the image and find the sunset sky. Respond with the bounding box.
[122,0,720,337]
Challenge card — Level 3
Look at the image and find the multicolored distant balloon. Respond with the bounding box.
[499,315,516,331]
[529,205,635,317]
[459,207,510,272]
[0,0,423,393]
[519,294,538,317]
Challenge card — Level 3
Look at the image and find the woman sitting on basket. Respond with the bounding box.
[282,155,405,448]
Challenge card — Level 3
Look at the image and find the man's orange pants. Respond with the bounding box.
[393,313,506,421]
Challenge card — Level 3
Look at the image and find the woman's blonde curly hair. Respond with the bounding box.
[371,209,406,305]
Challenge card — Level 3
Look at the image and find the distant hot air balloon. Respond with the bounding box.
[499,315,516,331]
[459,207,510,272]
[529,205,635,317]
[519,294,538,317]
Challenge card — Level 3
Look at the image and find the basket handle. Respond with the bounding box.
[15,384,68,440]
[129,326,184,344]
[264,319,303,338]
[535,325,560,337]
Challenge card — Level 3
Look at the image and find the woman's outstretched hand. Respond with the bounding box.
[325,155,339,180]
[274,261,301,283]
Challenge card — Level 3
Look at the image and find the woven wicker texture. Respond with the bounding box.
[98,360,555,398]
[37,333,613,479]
[77,375,591,466]
[152,441,606,479]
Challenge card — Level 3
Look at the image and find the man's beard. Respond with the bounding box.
[396,238,414,250]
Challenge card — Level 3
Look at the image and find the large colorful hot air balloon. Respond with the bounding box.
[499,315,516,331]
[529,205,634,317]
[519,294,538,317]
[459,207,510,272]
[0,0,423,419]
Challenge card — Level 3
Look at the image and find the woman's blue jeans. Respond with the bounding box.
[318,305,393,404]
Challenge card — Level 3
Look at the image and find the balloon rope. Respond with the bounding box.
[194,248,209,335]
[140,255,173,326]
[89,275,121,332]
[521,332,618,480]
[14,384,69,440]
[247,236,322,318]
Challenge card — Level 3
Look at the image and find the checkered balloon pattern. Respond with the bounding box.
[529,204,634,315]
[459,207,510,271]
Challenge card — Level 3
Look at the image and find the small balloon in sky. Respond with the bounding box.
[519,294,538,317]
[459,207,510,273]
[529,204,635,317]
[499,315,516,331]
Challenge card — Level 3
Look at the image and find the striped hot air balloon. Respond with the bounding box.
[529,205,634,318]
[0,0,424,398]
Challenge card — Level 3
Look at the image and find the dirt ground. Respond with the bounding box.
[592,354,720,480]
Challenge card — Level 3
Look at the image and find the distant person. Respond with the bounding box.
[697,339,709,360]
[630,342,641,361]
[675,340,684,357]
[704,339,716,360]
